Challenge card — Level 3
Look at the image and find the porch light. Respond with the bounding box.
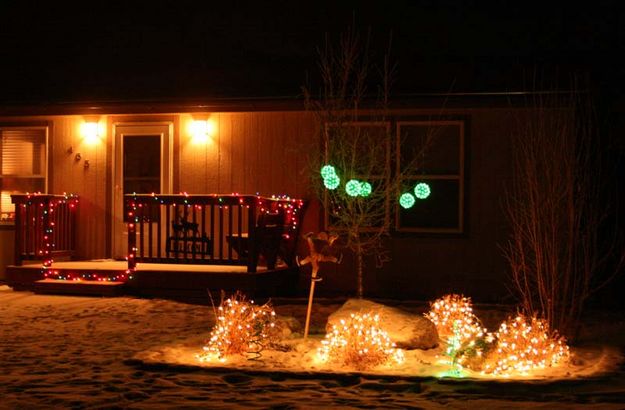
[191,120,215,144]
[81,121,101,145]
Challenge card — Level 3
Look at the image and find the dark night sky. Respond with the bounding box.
[0,1,624,104]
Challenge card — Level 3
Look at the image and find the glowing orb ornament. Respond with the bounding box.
[414,182,431,199]
[321,165,337,179]
[345,179,361,197]
[399,192,416,209]
[324,174,340,190]
[359,181,372,197]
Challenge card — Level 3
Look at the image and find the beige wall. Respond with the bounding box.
[177,112,317,197]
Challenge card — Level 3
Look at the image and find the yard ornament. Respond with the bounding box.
[345,179,362,197]
[414,182,431,199]
[297,231,342,338]
[399,192,416,209]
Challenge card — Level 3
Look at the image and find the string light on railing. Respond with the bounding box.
[124,194,305,264]
[44,270,132,282]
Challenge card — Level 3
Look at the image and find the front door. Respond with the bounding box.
[112,123,172,259]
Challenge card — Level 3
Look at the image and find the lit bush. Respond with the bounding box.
[426,294,492,371]
[197,293,276,363]
[318,313,404,370]
[426,294,487,344]
[482,314,570,376]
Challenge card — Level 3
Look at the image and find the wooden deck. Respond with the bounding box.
[6,260,300,303]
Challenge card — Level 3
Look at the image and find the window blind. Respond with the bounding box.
[1,129,46,176]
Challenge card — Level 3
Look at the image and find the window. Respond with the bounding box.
[396,120,465,233]
[0,127,48,223]
[323,121,391,230]
[123,134,161,222]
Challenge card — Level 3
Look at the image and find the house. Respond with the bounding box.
[0,95,528,303]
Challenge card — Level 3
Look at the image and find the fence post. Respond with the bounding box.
[127,197,137,271]
[247,199,258,273]
[12,199,23,266]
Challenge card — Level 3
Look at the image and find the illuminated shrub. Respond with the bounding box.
[426,294,486,344]
[197,293,276,363]
[318,313,404,370]
[426,294,492,371]
[482,314,570,376]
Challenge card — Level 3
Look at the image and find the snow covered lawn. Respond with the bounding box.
[133,336,620,381]
[1,285,624,409]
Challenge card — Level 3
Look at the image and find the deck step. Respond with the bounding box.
[33,279,126,297]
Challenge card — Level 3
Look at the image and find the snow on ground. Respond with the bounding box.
[1,285,625,409]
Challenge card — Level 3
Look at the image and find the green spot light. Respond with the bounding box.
[320,165,337,179]
[359,181,372,197]
[324,174,340,190]
[399,192,416,209]
[345,179,361,197]
[414,182,431,199]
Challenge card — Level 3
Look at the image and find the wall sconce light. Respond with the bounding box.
[190,119,215,144]
[81,121,101,145]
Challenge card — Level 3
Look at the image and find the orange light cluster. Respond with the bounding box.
[197,294,276,363]
[482,314,570,376]
[426,294,487,345]
[318,313,404,370]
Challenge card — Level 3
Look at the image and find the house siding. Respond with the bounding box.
[0,107,523,302]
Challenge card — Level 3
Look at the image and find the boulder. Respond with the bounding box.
[273,315,303,339]
[326,299,439,350]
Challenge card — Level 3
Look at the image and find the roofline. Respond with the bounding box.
[0,90,584,116]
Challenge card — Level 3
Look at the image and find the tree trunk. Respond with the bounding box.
[356,241,364,298]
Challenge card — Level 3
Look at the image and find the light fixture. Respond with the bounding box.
[81,121,101,145]
[191,119,215,144]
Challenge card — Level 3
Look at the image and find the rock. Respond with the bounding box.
[326,299,439,350]
[273,315,303,339]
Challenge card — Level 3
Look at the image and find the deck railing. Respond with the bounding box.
[11,194,79,266]
[125,194,305,273]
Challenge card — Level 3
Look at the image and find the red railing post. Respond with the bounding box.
[247,199,258,273]
[41,197,51,268]
[13,202,23,266]
[127,198,137,271]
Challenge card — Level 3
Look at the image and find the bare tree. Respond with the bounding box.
[302,28,433,298]
[503,81,624,339]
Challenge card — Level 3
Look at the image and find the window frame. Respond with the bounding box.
[394,119,466,234]
[0,124,49,225]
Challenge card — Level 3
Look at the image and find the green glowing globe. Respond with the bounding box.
[320,165,337,179]
[414,182,431,199]
[359,181,372,197]
[345,179,361,197]
[399,192,416,209]
[324,174,340,190]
